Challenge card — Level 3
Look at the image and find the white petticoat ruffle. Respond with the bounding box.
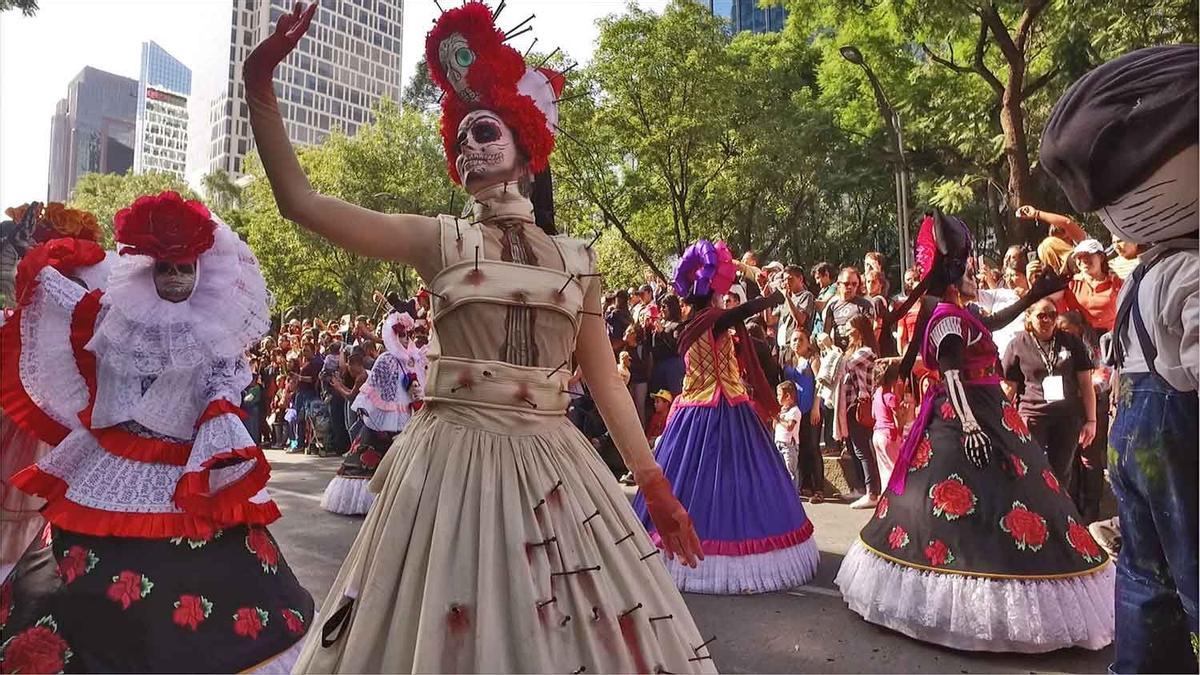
[834,539,1115,653]
[88,223,270,376]
[18,268,91,430]
[320,475,375,516]
[660,537,820,595]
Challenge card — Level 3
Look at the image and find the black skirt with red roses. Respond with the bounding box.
[859,384,1109,578]
[0,525,313,673]
[336,425,396,479]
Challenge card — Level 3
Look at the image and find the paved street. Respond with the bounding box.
[266,449,1112,674]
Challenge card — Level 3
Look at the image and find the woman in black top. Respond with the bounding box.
[1001,298,1097,484]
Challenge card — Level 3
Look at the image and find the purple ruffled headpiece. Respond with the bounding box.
[673,239,736,298]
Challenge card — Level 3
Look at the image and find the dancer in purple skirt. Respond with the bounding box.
[635,239,819,594]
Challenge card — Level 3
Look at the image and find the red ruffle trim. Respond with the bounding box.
[197,399,247,427]
[651,520,814,557]
[72,291,102,427]
[0,308,69,445]
[10,464,279,540]
[90,425,192,466]
[173,445,273,522]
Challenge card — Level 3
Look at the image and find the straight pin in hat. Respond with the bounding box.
[502,26,532,43]
[534,47,561,70]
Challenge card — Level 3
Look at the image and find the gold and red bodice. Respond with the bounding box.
[677,331,749,407]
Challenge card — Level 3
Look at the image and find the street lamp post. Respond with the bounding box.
[840,46,911,277]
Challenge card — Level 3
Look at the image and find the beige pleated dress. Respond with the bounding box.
[294,195,715,674]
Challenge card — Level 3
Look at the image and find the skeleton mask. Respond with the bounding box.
[438,33,479,103]
[1097,144,1198,245]
[455,110,522,193]
[153,260,197,303]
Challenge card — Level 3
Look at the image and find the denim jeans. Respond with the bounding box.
[1109,373,1198,673]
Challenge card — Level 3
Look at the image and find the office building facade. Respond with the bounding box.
[46,67,138,202]
[208,0,403,178]
[135,41,193,179]
[705,0,788,34]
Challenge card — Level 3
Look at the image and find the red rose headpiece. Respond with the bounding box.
[426,1,564,184]
[114,191,216,263]
[14,237,106,305]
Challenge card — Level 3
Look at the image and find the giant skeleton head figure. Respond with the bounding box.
[1042,45,1198,244]
[438,32,480,103]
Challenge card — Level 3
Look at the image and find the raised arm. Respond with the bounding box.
[982,271,1068,332]
[714,290,784,333]
[1016,205,1087,244]
[243,3,439,276]
[575,282,701,567]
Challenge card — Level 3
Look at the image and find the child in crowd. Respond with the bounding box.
[870,358,910,489]
[775,381,803,485]
[783,328,825,503]
[616,350,633,385]
[646,389,673,447]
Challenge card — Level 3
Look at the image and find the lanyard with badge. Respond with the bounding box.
[1034,336,1065,402]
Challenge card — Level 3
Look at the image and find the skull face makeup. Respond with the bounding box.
[438,32,479,103]
[455,110,523,193]
[153,260,197,303]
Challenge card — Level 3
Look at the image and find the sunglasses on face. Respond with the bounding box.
[839,280,859,287]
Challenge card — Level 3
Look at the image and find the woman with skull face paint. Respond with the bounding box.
[246,3,710,673]
[835,211,1114,653]
[0,192,313,673]
[320,311,424,516]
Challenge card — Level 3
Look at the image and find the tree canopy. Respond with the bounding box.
[69,171,198,246]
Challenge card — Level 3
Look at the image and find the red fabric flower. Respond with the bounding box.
[1001,402,1031,441]
[0,582,11,630]
[1000,501,1049,551]
[1009,454,1028,478]
[172,595,213,631]
[874,495,889,519]
[360,450,382,470]
[887,525,910,550]
[0,620,72,675]
[281,609,306,635]
[923,539,955,567]
[233,607,268,639]
[106,571,152,610]
[114,191,215,263]
[939,401,956,420]
[245,528,279,573]
[908,436,933,473]
[928,474,977,521]
[56,545,98,584]
[1066,517,1104,564]
[1043,468,1061,493]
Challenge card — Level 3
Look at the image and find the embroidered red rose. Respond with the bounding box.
[1043,468,1061,493]
[0,617,72,674]
[233,607,269,639]
[1066,517,1104,564]
[360,450,382,470]
[908,436,933,473]
[939,401,956,420]
[928,474,977,520]
[923,539,955,567]
[281,609,306,635]
[887,525,910,550]
[106,571,153,610]
[999,501,1049,551]
[1009,454,1028,478]
[1001,402,1031,441]
[56,546,98,584]
[875,496,889,519]
[113,191,215,263]
[0,582,11,630]
[245,528,279,573]
[172,595,213,631]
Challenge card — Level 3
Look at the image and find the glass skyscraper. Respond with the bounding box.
[702,0,788,34]
[135,41,192,179]
[46,67,138,202]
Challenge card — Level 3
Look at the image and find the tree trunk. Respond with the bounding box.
[1000,75,1035,244]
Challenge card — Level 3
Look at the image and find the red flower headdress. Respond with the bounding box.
[426,1,564,184]
[114,191,216,263]
[13,237,106,305]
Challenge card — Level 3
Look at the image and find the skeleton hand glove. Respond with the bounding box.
[944,368,990,469]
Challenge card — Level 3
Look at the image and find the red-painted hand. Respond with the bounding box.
[636,467,702,568]
[244,2,318,92]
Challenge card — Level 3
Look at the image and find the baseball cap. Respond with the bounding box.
[1072,239,1105,256]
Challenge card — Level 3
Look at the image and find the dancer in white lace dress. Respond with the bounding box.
[246,3,715,672]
